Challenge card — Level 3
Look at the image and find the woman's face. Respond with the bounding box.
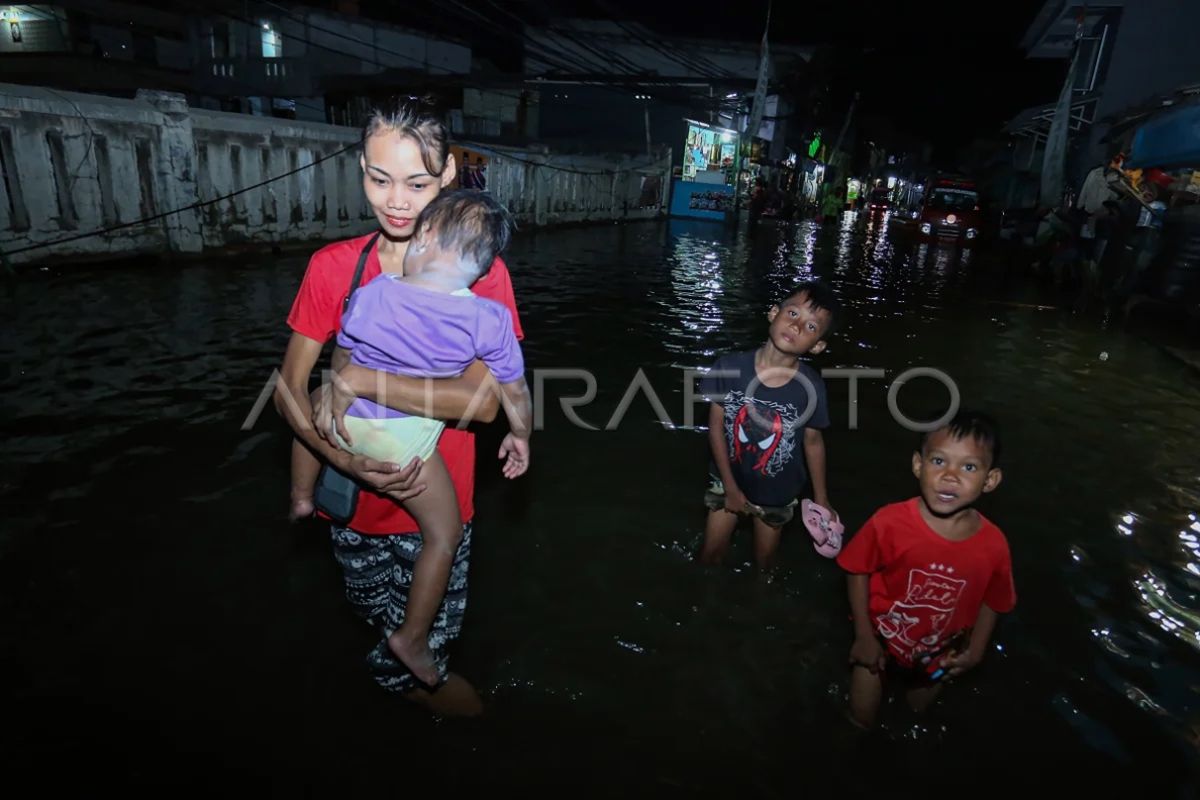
[360,128,457,238]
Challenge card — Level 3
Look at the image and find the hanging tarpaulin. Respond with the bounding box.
[1040,34,1081,205]
[743,3,771,150]
[744,33,769,143]
[1126,101,1200,169]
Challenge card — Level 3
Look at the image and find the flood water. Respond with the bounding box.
[3,212,1200,795]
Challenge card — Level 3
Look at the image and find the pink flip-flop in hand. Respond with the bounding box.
[802,499,844,558]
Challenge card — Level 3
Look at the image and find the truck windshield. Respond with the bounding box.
[926,188,978,211]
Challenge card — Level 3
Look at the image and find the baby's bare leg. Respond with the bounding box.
[385,451,462,687]
[289,439,322,521]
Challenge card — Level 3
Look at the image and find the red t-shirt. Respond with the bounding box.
[836,498,1016,666]
[286,232,525,535]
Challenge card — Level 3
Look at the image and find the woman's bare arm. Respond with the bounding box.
[338,359,501,423]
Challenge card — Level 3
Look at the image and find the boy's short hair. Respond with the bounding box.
[918,409,1002,468]
[415,188,514,278]
[779,280,841,337]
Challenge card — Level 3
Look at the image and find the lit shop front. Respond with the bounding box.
[670,119,740,221]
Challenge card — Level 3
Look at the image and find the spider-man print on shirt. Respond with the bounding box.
[726,392,799,477]
[699,349,830,508]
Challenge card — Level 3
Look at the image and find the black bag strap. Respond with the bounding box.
[344,231,382,311]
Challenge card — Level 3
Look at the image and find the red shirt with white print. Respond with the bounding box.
[286,232,524,535]
[836,498,1016,666]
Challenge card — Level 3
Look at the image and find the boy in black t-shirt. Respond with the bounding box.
[698,281,840,569]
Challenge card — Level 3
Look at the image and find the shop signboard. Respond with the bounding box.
[669,179,733,221]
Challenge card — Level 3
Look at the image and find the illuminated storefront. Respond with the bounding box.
[682,119,738,182]
[671,118,740,221]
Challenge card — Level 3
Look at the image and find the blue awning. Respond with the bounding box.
[1126,102,1200,169]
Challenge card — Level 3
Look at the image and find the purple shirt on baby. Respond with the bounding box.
[336,274,524,419]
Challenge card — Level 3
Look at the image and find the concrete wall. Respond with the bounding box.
[302,12,470,75]
[1094,0,1200,126]
[0,84,174,261]
[1076,0,1200,179]
[0,7,70,54]
[195,9,470,75]
[473,144,671,227]
[0,83,672,266]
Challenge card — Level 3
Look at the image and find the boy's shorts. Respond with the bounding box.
[703,476,798,528]
[851,628,969,687]
[851,657,941,689]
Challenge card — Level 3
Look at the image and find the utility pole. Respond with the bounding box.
[644,99,652,159]
[733,0,771,224]
[829,90,859,187]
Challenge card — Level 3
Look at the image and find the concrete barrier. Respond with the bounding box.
[0,82,672,265]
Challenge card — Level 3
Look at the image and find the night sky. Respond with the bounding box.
[382,0,1068,163]
[601,0,1067,159]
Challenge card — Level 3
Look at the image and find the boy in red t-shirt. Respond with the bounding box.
[836,410,1016,729]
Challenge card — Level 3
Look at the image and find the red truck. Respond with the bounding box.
[916,177,983,244]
